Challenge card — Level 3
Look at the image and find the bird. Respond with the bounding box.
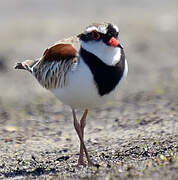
[14,23,128,166]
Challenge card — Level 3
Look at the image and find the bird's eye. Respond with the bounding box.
[91,31,100,40]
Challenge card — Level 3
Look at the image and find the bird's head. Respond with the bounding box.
[78,23,123,65]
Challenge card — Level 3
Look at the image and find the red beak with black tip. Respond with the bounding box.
[108,37,123,49]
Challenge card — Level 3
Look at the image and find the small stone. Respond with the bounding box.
[4,126,18,132]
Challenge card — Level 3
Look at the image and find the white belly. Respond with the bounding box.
[51,59,128,109]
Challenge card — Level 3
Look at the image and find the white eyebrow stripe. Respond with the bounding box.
[86,27,98,33]
[99,26,107,34]
[85,26,107,34]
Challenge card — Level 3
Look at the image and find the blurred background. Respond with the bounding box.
[0,0,178,103]
[0,0,178,127]
[0,1,178,178]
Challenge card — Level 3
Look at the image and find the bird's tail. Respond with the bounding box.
[14,59,38,73]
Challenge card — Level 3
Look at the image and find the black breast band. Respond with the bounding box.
[80,47,125,96]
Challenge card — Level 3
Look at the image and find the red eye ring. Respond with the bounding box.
[91,30,100,40]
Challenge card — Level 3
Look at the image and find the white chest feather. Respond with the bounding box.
[81,40,121,66]
[50,40,127,109]
[51,57,128,109]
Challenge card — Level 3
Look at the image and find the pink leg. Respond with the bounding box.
[72,109,95,166]
[78,109,88,166]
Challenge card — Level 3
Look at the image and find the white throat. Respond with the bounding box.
[81,40,121,66]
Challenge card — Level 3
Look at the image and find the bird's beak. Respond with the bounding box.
[108,37,120,48]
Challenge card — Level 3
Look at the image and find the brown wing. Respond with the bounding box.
[33,43,79,89]
[42,43,77,62]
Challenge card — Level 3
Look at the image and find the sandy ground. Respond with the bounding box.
[0,1,178,179]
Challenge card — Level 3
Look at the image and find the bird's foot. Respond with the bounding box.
[88,160,100,167]
[77,158,100,167]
